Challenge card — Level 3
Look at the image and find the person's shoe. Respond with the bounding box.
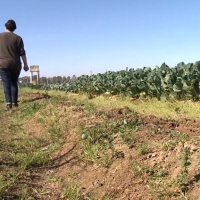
[5,104,12,111]
[12,103,18,107]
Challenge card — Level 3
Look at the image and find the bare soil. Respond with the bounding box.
[28,100,200,200]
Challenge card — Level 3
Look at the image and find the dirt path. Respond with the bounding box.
[32,106,200,200]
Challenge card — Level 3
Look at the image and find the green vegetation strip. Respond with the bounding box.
[21,60,200,101]
[0,89,66,199]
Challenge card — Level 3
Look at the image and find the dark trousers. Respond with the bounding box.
[0,68,21,104]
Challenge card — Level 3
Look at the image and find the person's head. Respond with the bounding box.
[5,19,17,32]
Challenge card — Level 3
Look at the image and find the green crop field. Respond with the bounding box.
[21,60,200,102]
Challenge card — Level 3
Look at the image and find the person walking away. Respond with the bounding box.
[0,19,29,111]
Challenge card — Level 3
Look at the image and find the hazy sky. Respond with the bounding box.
[1,0,200,78]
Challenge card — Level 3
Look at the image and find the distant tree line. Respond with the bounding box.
[18,75,78,85]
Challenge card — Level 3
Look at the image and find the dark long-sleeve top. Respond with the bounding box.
[0,31,26,70]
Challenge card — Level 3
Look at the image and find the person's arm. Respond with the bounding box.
[21,55,29,71]
[19,38,29,72]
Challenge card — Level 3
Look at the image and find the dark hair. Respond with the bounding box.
[5,19,17,32]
